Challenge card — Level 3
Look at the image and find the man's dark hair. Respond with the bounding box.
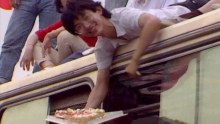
[55,0,64,13]
[61,0,111,35]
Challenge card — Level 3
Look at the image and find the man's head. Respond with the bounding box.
[61,0,111,37]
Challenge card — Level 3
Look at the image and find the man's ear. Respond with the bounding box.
[96,6,103,15]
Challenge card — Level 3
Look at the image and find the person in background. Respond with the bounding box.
[20,22,96,70]
[126,0,185,10]
[20,0,97,71]
[127,0,220,19]
[0,0,60,84]
[61,0,220,109]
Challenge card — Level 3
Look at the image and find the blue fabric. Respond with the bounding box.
[61,49,85,64]
[0,0,60,82]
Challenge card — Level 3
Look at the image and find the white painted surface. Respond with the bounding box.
[0,9,12,51]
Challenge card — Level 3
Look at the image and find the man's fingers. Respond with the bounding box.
[31,60,34,66]
[131,72,139,78]
[22,62,26,71]
[20,59,26,70]
[136,71,141,76]
[26,62,30,71]
[20,60,31,71]
[20,60,23,67]
[127,70,141,78]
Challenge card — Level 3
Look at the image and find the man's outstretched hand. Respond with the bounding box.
[125,61,141,78]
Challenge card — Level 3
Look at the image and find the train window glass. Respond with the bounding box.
[1,98,49,124]
[49,85,91,114]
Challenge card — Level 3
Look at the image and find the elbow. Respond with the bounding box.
[140,13,162,30]
[150,16,161,29]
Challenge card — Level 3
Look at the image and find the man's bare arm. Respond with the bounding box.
[20,33,39,71]
[126,13,161,77]
[85,67,110,108]
[42,27,65,57]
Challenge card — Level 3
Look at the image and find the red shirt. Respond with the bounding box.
[0,0,12,10]
[35,21,97,47]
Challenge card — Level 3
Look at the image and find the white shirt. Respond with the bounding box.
[126,0,185,10]
[95,8,143,69]
[126,0,190,19]
[95,6,190,69]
